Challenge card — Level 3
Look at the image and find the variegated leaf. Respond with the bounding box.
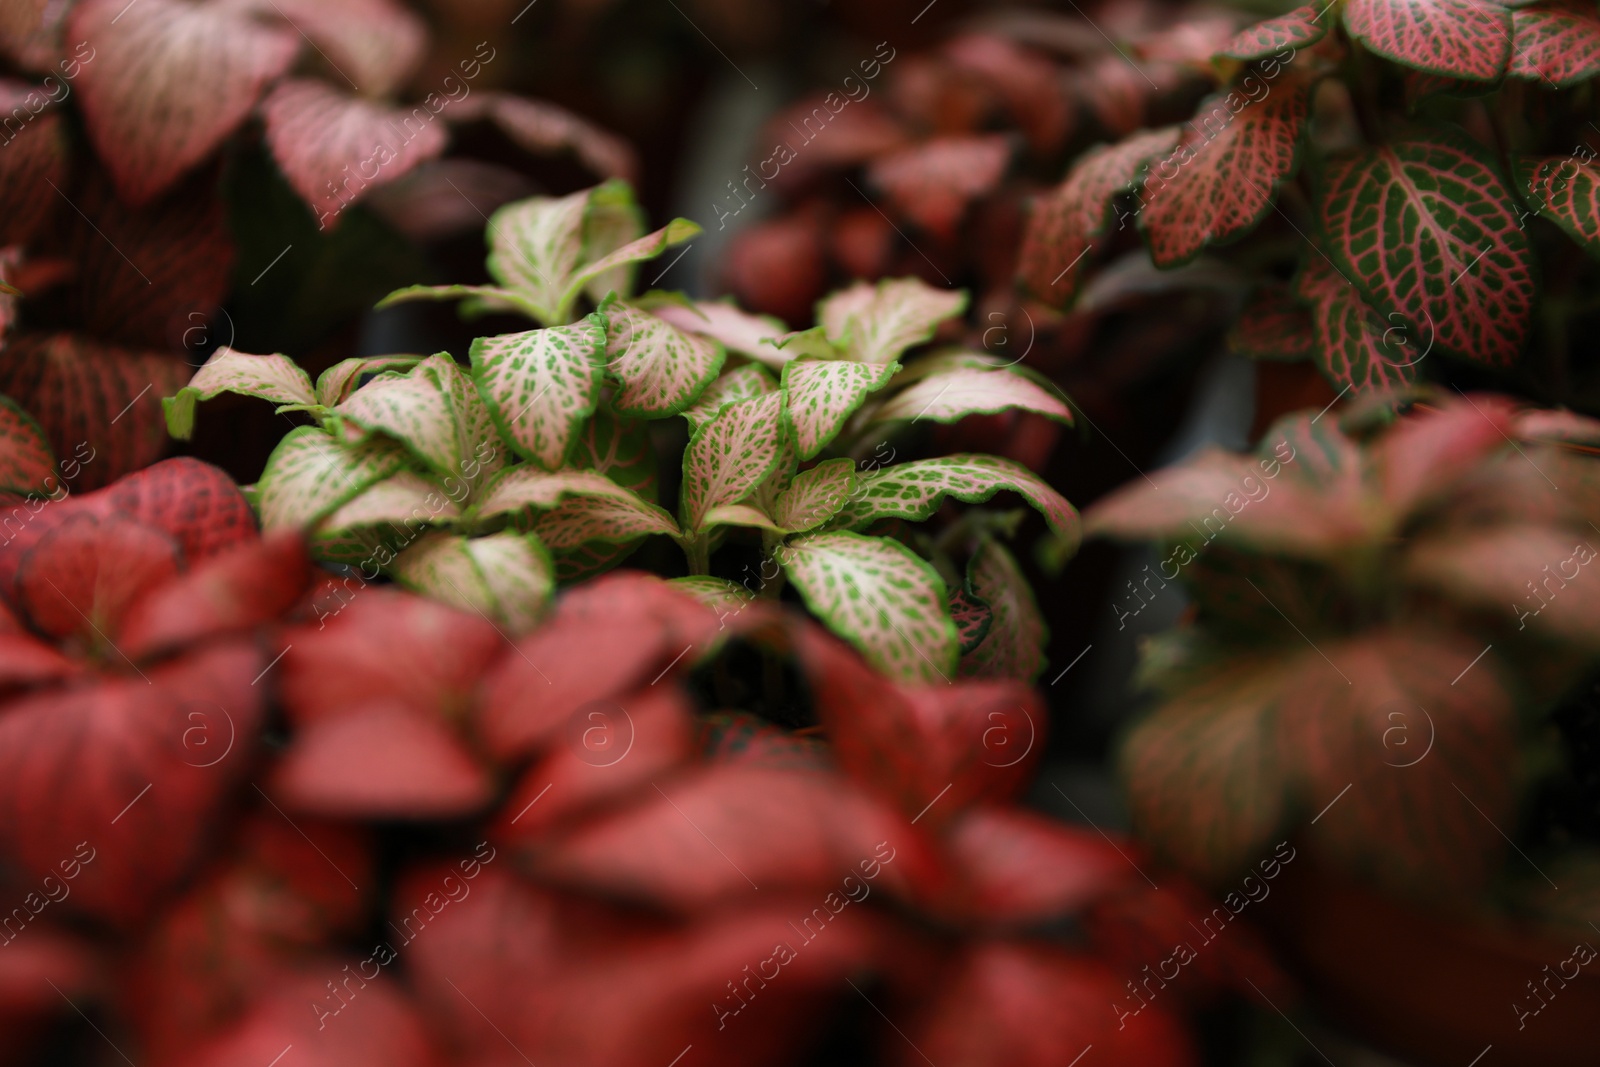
[484,185,596,324]
[701,503,782,532]
[650,301,791,368]
[163,348,316,439]
[668,576,754,614]
[570,406,658,500]
[317,470,461,535]
[474,467,679,547]
[1141,71,1313,268]
[781,359,899,460]
[781,531,959,685]
[870,368,1073,426]
[1343,0,1512,81]
[1016,127,1182,305]
[603,301,725,418]
[1294,255,1421,393]
[1318,129,1535,366]
[256,426,410,531]
[961,538,1048,682]
[818,277,968,365]
[374,283,544,321]
[315,355,423,408]
[333,353,505,484]
[948,586,993,654]
[827,454,1081,545]
[683,364,776,436]
[771,458,857,533]
[1219,4,1333,60]
[577,178,644,304]
[0,395,55,496]
[680,391,786,531]
[562,218,701,310]
[392,531,554,632]
[1509,0,1600,87]
[1228,285,1316,362]
[470,316,608,470]
[1515,152,1600,258]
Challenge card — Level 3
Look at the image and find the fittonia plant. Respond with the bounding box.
[166,181,1079,684]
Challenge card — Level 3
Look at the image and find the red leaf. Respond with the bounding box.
[1016,127,1180,304]
[531,765,940,912]
[0,0,72,72]
[449,92,639,182]
[69,0,299,204]
[279,587,502,727]
[696,711,832,770]
[1343,0,1511,81]
[231,0,427,97]
[476,572,715,761]
[65,168,236,351]
[934,807,1138,928]
[1292,254,1420,393]
[1510,0,1600,87]
[0,927,100,1060]
[0,80,67,246]
[121,531,310,660]
[0,332,190,489]
[799,625,1042,827]
[892,943,1198,1067]
[403,865,898,1067]
[1219,4,1334,61]
[868,134,1011,239]
[1227,282,1316,362]
[274,701,494,819]
[0,641,264,924]
[96,457,258,561]
[181,972,444,1067]
[493,684,695,839]
[0,628,77,689]
[261,78,450,228]
[1368,393,1514,516]
[13,512,181,644]
[943,35,1074,155]
[1140,71,1314,268]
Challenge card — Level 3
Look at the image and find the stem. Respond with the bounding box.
[685,536,711,576]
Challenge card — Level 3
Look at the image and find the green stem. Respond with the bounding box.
[685,536,711,576]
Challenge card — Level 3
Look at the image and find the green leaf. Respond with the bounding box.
[0,395,56,496]
[331,353,505,485]
[683,363,777,436]
[781,530,959,685]
[1509,1,1600,88]
[256,426,410,531]
[1218,3,1333,61]
[1141,71,1314,268]
[869,367,1073,426]
[781,359,900,460]
[374,283,543,320]
[1016,127,1182,305]
[828,454,1081,547]
[1317,128,1535,367]
[392,530,555,632]
[470,315,608,470]
[1515,152,1600,259]
[570,405,658,499]
[680,391,787,531]
[602,301,726,417]
[474,467,679,546]
[578,178,645,305]
[817,277,968,365]
[1293,255,1421,394]
[960,538,1048,682]
[701,503,783,533]
[561,217,701,312]
[315,355,423,408]
[771,457,857,533]
[1343,0,1512,82]
[163,347,316,440]
[768,326,843,363]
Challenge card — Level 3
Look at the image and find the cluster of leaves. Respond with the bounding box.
[1021,0,1600,405]
[1087,390,1600,903]
[0,453,1282,1066]
[0,0,634,492]
[170,180,1081,684]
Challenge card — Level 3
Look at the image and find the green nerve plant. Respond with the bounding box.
[164,180,1079,684]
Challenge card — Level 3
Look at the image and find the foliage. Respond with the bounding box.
[170,181,1078,683]
[1088,392,1600,897]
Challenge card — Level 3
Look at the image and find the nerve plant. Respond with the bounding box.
[168,180,1079,684]
[1019,0,1600,407]
[1088,391,1600,915]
